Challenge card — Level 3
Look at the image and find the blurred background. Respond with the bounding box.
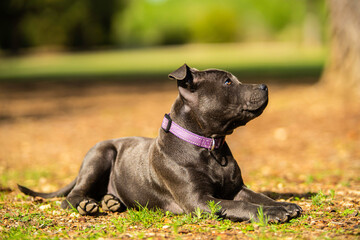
[0,0,326,50]
[1,0,326,51]
[0,0,328,81]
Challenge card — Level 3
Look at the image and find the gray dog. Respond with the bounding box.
[18,64,302,222]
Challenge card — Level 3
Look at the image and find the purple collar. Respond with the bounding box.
[161,114,225,151]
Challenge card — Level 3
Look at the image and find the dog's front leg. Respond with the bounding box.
[187,195,291,222]
[234,187,302,219]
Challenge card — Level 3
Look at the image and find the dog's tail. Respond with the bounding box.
[17,178,76,199]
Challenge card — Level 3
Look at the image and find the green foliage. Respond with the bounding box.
[306,175,315,185]
[192,201,222,221]
[0,0,326,52]
[1,190,357,239]
[65,200,78,214]
[311,190,335,207]
[0,168,50,188]
[110,217,127,233]
[340,209,356,217]
[206,200,223,220]
[311,191,326,206]
[190,6,238,43]
[329,189,335,200]
[118,0,327,47]
[251,206,269,227]
[0,0,126,52]
[194,207,204,220]
[127,204,164,228]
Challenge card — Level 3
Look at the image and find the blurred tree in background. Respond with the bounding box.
[0,0,326,54]
[117,0,326,47]
[0,0,127,53]
[321,0,360,93]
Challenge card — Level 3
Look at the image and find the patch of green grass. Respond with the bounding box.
[1,199,240,239]
[2,210,52,239]
[0,43,325,81]
[340,181,351,187]
[329,189,335,200]
[64,199,78,214]
[4,190,357,239]
[127,203,166,229]
[251,206,269,227]
[0,192,7,202]
[305,175,315,185]
[110,217,128,234]
[194,206,204,220]
[311,190,335,207]
[341,209,356,217]
[205,200,223,220]
[0,168,51,188]
[109,200,237,236]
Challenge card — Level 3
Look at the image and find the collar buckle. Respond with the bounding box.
[162,114,172,133]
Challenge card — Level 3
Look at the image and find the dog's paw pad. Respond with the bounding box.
[102,194,122,212]
[77,199,99,215]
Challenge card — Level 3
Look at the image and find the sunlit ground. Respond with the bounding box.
[1,79,359,192]
[0,79,359,238]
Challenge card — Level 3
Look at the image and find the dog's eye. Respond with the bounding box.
[224,79,232,85]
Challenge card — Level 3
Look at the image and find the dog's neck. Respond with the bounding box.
[169,96,209,137]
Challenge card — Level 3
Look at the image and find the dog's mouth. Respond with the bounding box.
[244,98,268,114]
[224,98,268,134]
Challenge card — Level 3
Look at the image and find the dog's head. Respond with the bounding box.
[169,64,268,136]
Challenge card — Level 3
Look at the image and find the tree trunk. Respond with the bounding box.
[321,0,360,94]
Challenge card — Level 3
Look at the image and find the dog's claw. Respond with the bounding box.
[268,217,280,224]
[281,202,303,219]
[77,199,99,215]
[288,208,302,218]
[285,213,291,221]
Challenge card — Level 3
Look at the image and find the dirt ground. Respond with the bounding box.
[0,80,359,239]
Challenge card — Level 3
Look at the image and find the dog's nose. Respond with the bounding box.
[258,84,268,92]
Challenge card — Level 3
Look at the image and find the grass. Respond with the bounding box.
[311,190,335,207]
[1,191,358,239]
[0,168,51,188]
[0,198,240,239]
[0,42,325,81]
[253,206,269,227]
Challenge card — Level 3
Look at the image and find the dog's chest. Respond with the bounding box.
[207,156,243,199]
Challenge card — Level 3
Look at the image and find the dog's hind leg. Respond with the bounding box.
[61,140,117,215]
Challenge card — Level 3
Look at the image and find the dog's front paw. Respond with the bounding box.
[261,206,291,223]
[101,194,122,212]
[77,199,99,215]
[277,202,303,218]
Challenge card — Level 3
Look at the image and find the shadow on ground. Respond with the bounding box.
[262,191,317,200]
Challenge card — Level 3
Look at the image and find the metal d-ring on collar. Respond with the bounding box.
[210,138,216,151]
[161,114,225,151]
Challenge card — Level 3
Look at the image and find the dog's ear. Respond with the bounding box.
[169,63,197,91]
[169,64,199,107]
[168,64,192,81]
